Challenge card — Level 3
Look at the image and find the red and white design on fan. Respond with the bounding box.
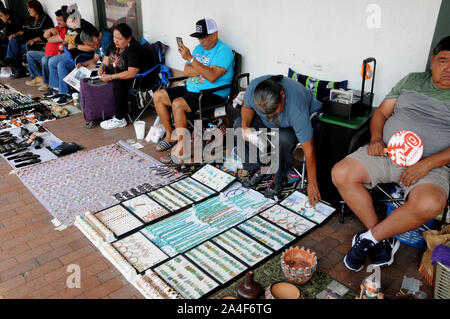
[387,130,423,167]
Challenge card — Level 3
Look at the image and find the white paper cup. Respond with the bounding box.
[72,92,79,105]
[134,121,146,140]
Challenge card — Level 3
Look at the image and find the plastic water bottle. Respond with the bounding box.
[391,186,404,199]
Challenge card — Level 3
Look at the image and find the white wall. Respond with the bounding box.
[37,0,441,106]
[41,0,96,26]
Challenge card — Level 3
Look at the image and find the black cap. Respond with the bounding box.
[190,18,218,38]
[55,5,67,16]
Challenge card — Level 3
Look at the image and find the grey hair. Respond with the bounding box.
[80,30,93,43]
[253,75,284,114]
[66,3,81,27]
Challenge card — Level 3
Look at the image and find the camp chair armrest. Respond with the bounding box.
[236,72,250,83]
[136,64,160,78]
[168,76,189,83]
[199,83,232,95]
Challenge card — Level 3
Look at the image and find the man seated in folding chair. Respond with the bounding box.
[152,18,234,164]
[331,36,450,272]
[234,75,322,203]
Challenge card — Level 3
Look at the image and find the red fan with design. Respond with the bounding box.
[384,130,423,167]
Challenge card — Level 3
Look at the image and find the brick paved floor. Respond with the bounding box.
[0,76,434,299]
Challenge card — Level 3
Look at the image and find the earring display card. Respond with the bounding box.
[155,255,219,299]
[191,164,236,192]
[95,205,143,237]
[212,228,272,266]
[122,194,169,223]
[148,186,193,212]
[185,241,246,284]
[112,232,168,273]
[170,177,215,202]
[280,191,336,224]
[238,216,295,251]
[259,204,316,236]
[135,270,183,299]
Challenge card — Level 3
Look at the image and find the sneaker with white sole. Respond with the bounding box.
[343,231,375,272]
[55,94,73,105]
[100,116,127,130]
[38,83,50,92]
[25,76,43,87]
[43,89,60,99]
[370,237,400,268]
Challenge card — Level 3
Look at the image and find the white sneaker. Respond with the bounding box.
[100,116,127,130]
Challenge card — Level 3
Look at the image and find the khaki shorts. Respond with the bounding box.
[347,145,449,198]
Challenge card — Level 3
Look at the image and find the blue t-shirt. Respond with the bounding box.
[95,31,113,60]
[244,75,322,143]
[186,40,234,99]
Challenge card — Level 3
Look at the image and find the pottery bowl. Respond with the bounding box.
[281,246,317,285]
[265,281,305,299]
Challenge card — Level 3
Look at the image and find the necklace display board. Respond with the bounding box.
[212,228,272,267]
[237,216,296,251]
[142,182,275,257]
[154,255,220,299]
[147,185,194,212]
[169,177,216,202]
[184,241,247,284]
[76,164,337,299]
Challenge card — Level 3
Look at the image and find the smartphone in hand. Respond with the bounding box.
[176,37,183,47]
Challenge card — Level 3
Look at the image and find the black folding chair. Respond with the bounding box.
[127,38,171,123]
[166,50,249,141]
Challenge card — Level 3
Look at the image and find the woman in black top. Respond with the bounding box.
[1,0,53,78]
[99,23,149,130]
[0,9,21,39]
[0,9,21,60]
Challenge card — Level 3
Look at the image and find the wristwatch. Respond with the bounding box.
[189,57,195,63]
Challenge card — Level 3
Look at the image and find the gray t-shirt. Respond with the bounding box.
[383,72,450,159]
[244,75,322,143]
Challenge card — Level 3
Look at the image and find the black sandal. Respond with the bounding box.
[159,153,191,164]
[156,140,177,152]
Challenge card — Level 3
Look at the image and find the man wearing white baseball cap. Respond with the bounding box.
[153,18,234,164]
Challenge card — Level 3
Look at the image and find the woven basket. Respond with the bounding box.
[386,202,437,249]
[434,241,450,299]
[281,246,317,285]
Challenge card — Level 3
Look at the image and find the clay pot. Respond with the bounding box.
[265,281,305,299]
[281,246,317,285]
[236,271,263,299]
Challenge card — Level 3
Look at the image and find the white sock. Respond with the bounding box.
[360,230,379,244]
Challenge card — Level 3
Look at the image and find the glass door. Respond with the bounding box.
[94,0,142,40]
